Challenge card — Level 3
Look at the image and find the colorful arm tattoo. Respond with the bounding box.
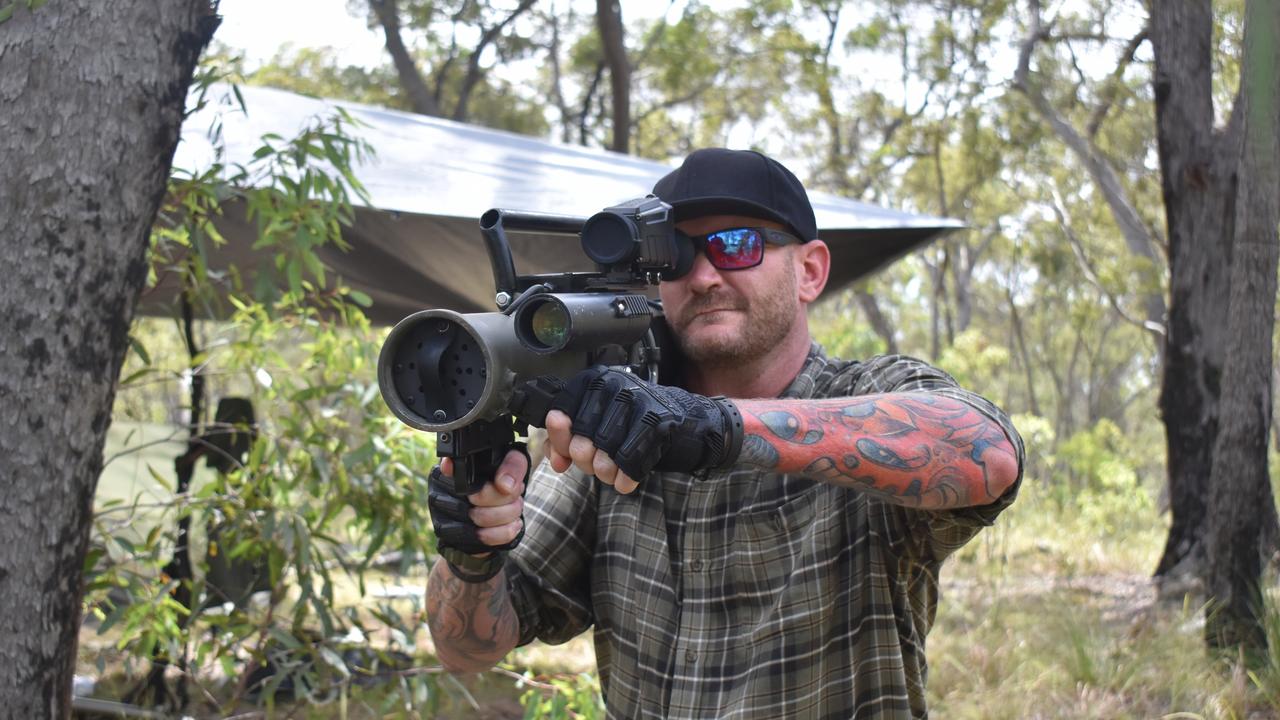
[425,558,519,672]
[736,392,1018,509]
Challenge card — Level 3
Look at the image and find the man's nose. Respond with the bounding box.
[685,251,723,294]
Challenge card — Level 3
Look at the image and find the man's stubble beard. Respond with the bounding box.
[673,264,799,370]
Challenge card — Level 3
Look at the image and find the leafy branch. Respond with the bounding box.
[0,0,47,24]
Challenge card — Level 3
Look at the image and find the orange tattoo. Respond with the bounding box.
[737,393,1017,509]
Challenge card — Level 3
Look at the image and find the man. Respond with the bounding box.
[424,148,1024,718]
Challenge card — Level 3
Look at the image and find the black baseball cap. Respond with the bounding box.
[652,148,819,242]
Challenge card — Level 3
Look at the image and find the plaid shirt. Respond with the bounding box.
[506,346,1024,719]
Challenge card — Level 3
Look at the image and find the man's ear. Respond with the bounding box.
[795,239,831,304]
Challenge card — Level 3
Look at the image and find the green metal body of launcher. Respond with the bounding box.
[377,197,695,497]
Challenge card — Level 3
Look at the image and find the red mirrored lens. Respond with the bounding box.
[704,228,764,269]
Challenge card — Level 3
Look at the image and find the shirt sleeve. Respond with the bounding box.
[832,354,1026,563]
[505,459,598,646]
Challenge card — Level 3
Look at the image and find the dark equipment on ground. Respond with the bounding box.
[377,198,688,500]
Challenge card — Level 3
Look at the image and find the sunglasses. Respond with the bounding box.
[684,227,802,271]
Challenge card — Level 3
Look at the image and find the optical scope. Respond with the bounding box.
[378,198,689,436]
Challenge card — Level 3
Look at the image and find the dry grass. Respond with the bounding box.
[927,481,1280,720]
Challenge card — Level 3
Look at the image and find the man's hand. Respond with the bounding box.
[425,452,525,667]
[540,366,744,492]
[545,409,639,493]
[429,450,528,556]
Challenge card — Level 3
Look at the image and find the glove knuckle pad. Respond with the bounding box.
[544,367,741,486]
[592,394,636,453]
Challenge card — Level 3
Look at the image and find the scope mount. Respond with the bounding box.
[479,208,663,311]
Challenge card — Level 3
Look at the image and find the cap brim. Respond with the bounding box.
[668,197,811,241]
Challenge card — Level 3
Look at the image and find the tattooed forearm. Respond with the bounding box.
[739,434,781,467]
[737,393,1019,509]
[425,558,519,672]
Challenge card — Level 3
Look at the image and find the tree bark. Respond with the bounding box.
[813,5,850,194]
[0,3,217,717]
[596,0,630,153]
[1203,0,1280,654]
[578,61,605,146]
[1273,364,1280,453]
[369,0,443,117]
[928,256,943,361]
[544,9,576,144]
[1149,0,1249,586]
[1006,287,1041,417]
[949,241,974,334]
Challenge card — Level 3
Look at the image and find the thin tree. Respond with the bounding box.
[367,0,537,122]
[595,0,630,153]
[368,0,444,116]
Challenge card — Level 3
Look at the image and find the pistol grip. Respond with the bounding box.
[437,417,517,496]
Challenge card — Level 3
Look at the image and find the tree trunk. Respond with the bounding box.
[950,241,973,334]
[1150,0,1247,587]
[545,9,576,144]
[1006,287,1041,417]
[1273,364,1280,453]
[1013,1,1230,577]
[453,0,538,123]
[927,254,945,361]
[596,0,630,153]
[578,61,606,145]
[0,3,216,717]
[1203,0,1280,654]
[369,0,443,117]
[855,287,898,355]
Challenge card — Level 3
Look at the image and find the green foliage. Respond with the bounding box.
[809,300,892,359]
[90,60,445,714]
[1019,416,1157,538]
[244,44,410,111]
[520,672,605,719]
[210,31,549,136]
[1059,419,1132,488]
[1057,418,1157,539]
[0,0,45,24]
[1009,412,1055,483]
[937,329,1011,399]
[345,0,550,134]
[1247,587,1280,711]
[78,1,1277,713]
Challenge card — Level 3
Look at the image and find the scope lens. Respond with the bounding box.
[581,212,636,265]
[530,301,570,349]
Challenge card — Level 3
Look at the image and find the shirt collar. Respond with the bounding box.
[779,341,828,400]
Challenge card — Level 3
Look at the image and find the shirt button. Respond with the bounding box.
[685,649,697,663]
[690,558,704,572]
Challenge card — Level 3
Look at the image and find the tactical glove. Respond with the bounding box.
[513,366,744,482]
[427,445,529,581]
